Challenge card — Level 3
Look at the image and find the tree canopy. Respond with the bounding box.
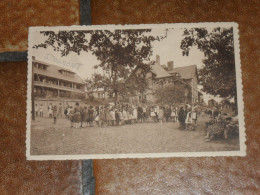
[34,29,160,100]
[180,27,236,99]
[154,83,191,105]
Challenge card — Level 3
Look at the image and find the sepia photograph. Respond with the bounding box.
[26,23,245,160]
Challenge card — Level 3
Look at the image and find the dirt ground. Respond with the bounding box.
[30,115,239,155]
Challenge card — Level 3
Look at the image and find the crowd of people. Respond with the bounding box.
[59,102,199,130]
[34,101,238,142]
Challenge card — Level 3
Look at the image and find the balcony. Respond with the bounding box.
[34,81,84,93]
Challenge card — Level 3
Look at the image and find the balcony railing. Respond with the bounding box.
[34,81,84,93]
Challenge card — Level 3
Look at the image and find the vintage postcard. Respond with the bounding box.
[27,23,246,160]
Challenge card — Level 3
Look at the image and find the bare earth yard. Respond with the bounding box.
[30,115,239,155]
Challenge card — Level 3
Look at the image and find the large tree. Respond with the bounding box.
[180,27,236,100]
[34,29,159,100]
[154,83,191,105]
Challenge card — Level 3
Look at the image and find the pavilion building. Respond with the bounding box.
[32,56,86,116]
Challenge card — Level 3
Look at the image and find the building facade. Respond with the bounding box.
[144,55,198,105]
[32,56,86,116]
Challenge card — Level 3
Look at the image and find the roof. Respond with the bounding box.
[168,65,197,80]
[33,59,84,84]
[161,64,167,69]
[150,64,172,79]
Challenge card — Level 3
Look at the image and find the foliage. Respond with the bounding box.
[180,27,236,99]
[34,29,160,100]
[154,82,191,105]
[85,73,110,92]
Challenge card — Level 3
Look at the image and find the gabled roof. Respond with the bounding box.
[33,59,84,84]
[150,64,172,79]
[168,65,197,80]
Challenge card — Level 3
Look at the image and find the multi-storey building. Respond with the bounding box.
[32,56,85,116]
[125,55,199,105]
[138,55,198,105]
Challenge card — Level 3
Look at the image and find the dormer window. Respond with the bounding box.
[59,70,75,77]
[34,63,48,70]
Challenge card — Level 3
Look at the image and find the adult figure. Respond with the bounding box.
[88,106,94,127]
[82,106,89,127]
[73,102,81,128]
[122,108,128,125]
[142,105,147,122]
[99,106,105,127]
[164,105,171,122]
[137,105,144,123]
[52,104,58,124]
[48,103,53,118]
[115,109,120,126]
[178,106,185,129]
[158,106,164,123]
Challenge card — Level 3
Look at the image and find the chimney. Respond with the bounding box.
[156,55,160,65]
[167,61,174,71]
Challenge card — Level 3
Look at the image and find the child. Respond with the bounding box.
[185,109,193,131]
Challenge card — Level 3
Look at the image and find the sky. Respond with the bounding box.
[31,27,224,104]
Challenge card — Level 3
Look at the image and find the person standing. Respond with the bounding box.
[94,106,100,127]
[192,104,198,127]
[109,107,115,126]
[52,104,58,124]
[99,106,104,127]
[137,105,143,123]
[35,104,39,117]
[133,106,138,123]
[171,107,177,122]
[88,106,94,127]
[185,108,193,130]
[155,105,159,122]
[122,108,128,125]
[82,106,89,127]
[158,106,164,123]
[48,103,53,118]
[73,102,81,128]
[142,105,147,122]
[178,106,185,130]
[39,104,44,117]
[115,109,120,126]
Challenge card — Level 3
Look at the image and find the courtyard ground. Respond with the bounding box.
[30,115,239,155]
